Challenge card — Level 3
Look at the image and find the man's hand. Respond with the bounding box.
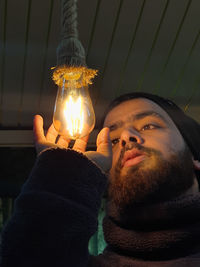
[33,115,112,173]
[33,115,71,154]
[84,128,112,173]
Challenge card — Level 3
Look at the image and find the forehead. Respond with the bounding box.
[104,98,175,127]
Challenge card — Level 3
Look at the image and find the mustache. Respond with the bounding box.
[115,143,161,173]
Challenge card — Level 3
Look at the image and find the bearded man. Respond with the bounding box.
[1,92,200,267]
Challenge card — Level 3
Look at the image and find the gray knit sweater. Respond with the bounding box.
[1,148,200,266]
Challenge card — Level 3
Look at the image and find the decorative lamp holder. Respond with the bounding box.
[52,0,97,139]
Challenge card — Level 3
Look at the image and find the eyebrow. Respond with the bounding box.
[108,111,168,132]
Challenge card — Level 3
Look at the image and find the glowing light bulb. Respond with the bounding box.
[53,72,95,139]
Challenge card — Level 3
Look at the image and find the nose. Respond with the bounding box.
[120,128,144,148]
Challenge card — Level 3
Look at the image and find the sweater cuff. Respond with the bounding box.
[21,148,107,213]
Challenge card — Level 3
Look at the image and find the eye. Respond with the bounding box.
[141,124,159,131]
[111,138,120,146]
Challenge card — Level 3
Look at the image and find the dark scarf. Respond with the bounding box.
[103,193,200,261]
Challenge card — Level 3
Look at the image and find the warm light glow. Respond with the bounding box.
[63,96,84,137]
[53,73,95,139]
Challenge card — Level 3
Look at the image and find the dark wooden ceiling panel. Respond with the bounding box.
[97,0,145,101]
[0,0,200,146]
[19,0,58,127]
[1,0,28,126]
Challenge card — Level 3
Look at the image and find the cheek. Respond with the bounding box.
[165,134,185,153]
[111,147,120,168]
[146,133,185,158]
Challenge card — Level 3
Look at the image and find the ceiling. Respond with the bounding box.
[0,0,200,147]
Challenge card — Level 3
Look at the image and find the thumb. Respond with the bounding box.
[33,115,45,143]
[97,127,112,158]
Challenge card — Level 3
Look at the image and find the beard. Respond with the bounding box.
[108,143,195,209]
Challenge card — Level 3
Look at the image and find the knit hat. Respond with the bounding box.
[103,92,200,162]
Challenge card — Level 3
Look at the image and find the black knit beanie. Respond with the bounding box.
[103,92,200,163]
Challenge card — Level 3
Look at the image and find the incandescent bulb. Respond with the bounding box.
[53,72,95,139]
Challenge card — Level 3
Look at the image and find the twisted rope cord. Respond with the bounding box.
[56,0,86,66]
[61,0,78,39]
[53,0,97,86]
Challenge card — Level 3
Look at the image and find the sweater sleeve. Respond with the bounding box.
[0,148,107,267]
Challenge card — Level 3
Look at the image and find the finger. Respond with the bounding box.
[57,136,70,148]
[97,127,112,157]
[46,123,59,143]
[73,135,89,152]
[33,115,45,143]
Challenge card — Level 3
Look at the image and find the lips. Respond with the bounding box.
[121,149,146,167]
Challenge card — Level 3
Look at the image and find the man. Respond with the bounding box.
[1,92,200,266]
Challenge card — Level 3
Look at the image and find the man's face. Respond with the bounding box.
[103,98,195,207]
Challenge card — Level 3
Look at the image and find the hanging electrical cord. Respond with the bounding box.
[52,0,97,139]
[52,0,97,89]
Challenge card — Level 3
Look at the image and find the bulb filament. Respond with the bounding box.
[63,96,84,137]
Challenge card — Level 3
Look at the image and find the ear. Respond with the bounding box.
[193,159,200,170]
